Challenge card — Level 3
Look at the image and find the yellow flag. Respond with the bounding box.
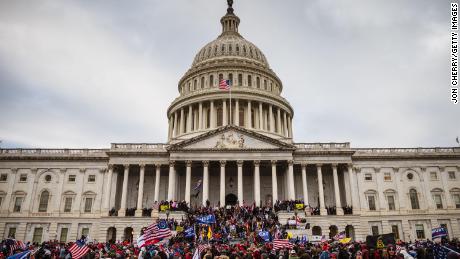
[339,238,352,244]
[207,226,213,239]
[287,232,293,239]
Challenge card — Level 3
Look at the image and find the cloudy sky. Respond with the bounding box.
[0,0,457,148]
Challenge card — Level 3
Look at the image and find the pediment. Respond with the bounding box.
[168,125,295,151]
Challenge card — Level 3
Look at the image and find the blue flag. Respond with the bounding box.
[184,227,195,238]
[258,231,271,242]
[432,227,447,239]
[196,215,216,224]
[7,250,30,259]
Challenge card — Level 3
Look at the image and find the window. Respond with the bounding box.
[409,189,420,209]
[0,197,3,208]
[216,107,223,127]
[387,195,396,210]
[13,197,23,212]
[38,190,49,212]
[384,173,392,181]
[84,198,93,213]
[368,196,376,211]
[229,73,233,85]
[415,224,425,239]
[88,175,96,183]
[264,79,267,90]
[407,173,414,180]
[391,225,399,240]
[45,175,51,182]
[430,172,438,180]
[449,171,456,180]
[8,227,16,238]
[200,76,204,89]
[256,77,260,88]
[33,228,43,243]
[81,228,89,237]
[364,173,372,181]
[193,79,197,90]
[209,75,214,87]
[60,228,68,243]
[433,194,443,209]
[0,174,7,182]
[248,75,252,87]
[453,193,460,208]
[440,224,449,238]
[238,74,242,86]
[371,226,379,236]
[19,174,27,182]
[64,197,73,212]
[219,74,223,82]
[68,175,76,182]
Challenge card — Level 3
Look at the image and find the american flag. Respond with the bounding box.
[219,79,231,90]
[7,239,26,255]
[192,244,209,259]
[138,221,172,247]
[433,245,458,259]
[273,239,293,250]
[69,239,89,259]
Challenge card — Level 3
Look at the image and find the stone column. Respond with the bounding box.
[420,167,434,210]
[287,160,295,200]
[301,163,309,204]
[247,101,252,129]
[271,161,278,204]
[254,160,261,206]
[154,164,161,202]
[185,161,192,204]
[269,104,274,132]
[167,161,175,201]
[235,99,239,126]
[223,100,228,126]
[283,111,288,137]
[180,108,185,134]
[118,164,130,216]
[104,165,114,211]
[237,160,244,206]
[375,167,386,211]
[198,102,203,130]
[288,116,293,138]
[220,161,226,206]
[332,164,344,215]
[210,101,215,128]
[316,164,326,215]
[172,112,178,137]
[135,164,145,217]
[168,117,173,140]
[347,164,356,212]
[277,108,282,134]
[2,168,17,214]
[187,105,193,132]
[202,161,209,206]
[23,168,37,214]
[440,167,454,208]
[259,102,263,130]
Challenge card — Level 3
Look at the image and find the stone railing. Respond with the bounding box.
[110,143,168,151]
[0,149,107,156]
[294,142,350,150]
[353,147,460,154]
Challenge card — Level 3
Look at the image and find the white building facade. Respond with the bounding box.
[1,2,460,244]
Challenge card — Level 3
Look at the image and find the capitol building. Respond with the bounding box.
[1,2,460,244]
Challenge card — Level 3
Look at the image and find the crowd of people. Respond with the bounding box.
[2,200,460,259]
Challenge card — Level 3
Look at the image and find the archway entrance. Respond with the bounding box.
[225,193,238,206]
[312,226,322,236]
[124,227,133,243]
[329,225,338,239]
[106,227,116,243]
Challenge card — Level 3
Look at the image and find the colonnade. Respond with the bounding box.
[106,162,354,217]
[168,99,293,139]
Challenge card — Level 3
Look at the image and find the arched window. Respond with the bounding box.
[409,189,420,209]
[228,73,233,85]
[209,75,214,87]
[200,77,204,89]
[264,80,267,90]
[248,75,252,87]
[236,44,240,53]
[238,74,243,86]
[256,77,260,88]
[219,74,223,82]
[217,107,223,126]
[38,190,49,212]
[193,79,197,90]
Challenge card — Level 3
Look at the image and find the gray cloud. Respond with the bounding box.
[0,0,457,148]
